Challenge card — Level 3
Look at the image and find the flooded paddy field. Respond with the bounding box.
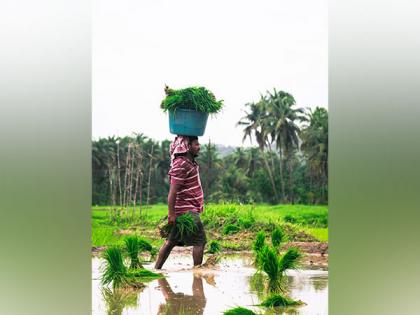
[92,251,328,315]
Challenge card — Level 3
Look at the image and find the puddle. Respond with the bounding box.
[92,253,328,315]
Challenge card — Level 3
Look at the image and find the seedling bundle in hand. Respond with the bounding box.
[159,212,198,242]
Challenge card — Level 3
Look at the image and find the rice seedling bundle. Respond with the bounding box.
[101,246,163,289]
[161,86,223,114]
[127,269,163,283]
[137,238,153,252]
[175,212,198,239]
[278,247,301,273]
[258,245,302,293]
[253,231,266,267]
[222,223,240,235]
[259,294,303,307]
[253,231,266,252]
[101,246,128,289]
[159,212,198,240]
[259,245,283,292]
[223,307,258,315]
[271,227,285,249]
[124,236,142,269]
[207,240,221,254]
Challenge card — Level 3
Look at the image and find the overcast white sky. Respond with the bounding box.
[93,0,327,147]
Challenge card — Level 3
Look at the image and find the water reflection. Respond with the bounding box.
[157,274,207,315]
[101,287,140,315]
[311,277,328,292]
[92,256,328,315]
[249,272,266,299]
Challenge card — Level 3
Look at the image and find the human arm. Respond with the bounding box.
[167,182,181,225]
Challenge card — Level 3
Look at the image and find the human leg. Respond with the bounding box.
[155,240,176,269]
[192,244,205,266]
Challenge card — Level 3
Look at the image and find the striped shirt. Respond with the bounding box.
[168,156,204,217]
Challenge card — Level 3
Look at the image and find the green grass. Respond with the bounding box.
[306,228,328,242]
[92,227,121,247]
[92,203,328,249]
[220,240,242,251]
[284,211,328,227]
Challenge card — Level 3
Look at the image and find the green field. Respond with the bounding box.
[92,204,328,249]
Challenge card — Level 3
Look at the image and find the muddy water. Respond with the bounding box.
[92,253,328,315]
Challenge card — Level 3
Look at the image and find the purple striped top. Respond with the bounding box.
[168,156,204,217]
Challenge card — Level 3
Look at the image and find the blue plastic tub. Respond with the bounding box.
[169,108,209,136]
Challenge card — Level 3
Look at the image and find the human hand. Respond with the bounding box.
[168,214,176,225]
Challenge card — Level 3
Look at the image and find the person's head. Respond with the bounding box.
[186,136,200,157]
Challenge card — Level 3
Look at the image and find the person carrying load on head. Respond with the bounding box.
[154,135,207,269]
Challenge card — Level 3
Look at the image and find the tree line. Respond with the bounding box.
[92,89,328,206]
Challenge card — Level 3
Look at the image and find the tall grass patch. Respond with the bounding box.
[284,212,328,228]
[93,227,121,247]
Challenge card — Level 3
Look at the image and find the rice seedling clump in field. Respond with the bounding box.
[101,246,128,289]
[124,236,142,269]
[271,227,285,250]
[259,294,304,307]
[207,240,221,254]
[223,306,258,315]
[222,223,240,235]
[253,231,266,252]
[137,238,153,252]
[126,269,163,284]
[101,246,163,289]
[278,247,301,273]
[258,245,302,293]
[260,245,283,292]
[253,231,266,267]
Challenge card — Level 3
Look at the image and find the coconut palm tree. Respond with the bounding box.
[237,100,279,202]
[266,89,307,203]
[197,140,222,202]
[301,107,328,203]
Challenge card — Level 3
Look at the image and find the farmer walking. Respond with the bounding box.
[155,135,207,269]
